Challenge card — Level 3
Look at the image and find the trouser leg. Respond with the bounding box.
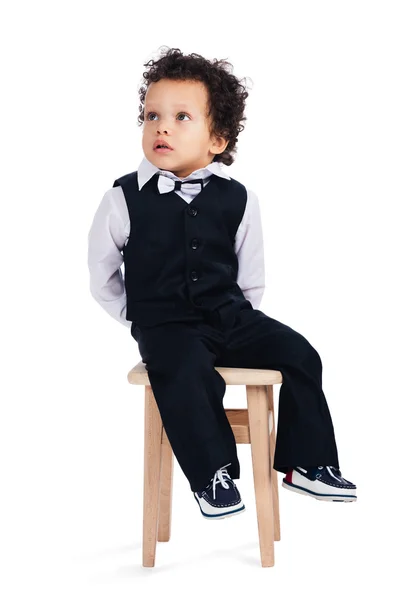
[132,321,240,492]
[216,308,340,474]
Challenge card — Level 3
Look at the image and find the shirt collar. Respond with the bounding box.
[137,155,231,191]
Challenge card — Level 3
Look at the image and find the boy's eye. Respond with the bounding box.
[146,112,190,121]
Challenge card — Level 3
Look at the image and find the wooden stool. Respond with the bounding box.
[127,361,283,568]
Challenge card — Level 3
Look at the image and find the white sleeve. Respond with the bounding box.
[87,186,131,327]
[234,188,265,310]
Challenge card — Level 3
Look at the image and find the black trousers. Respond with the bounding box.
[131,307,340,493]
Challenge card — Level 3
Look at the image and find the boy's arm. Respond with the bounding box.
[87,187,131,327]
[234,188,265,310]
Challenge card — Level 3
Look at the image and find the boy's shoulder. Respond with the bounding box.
[224,175,260,205]
[112,170,138,189]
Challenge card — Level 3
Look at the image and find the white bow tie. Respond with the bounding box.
[157,173,204,196]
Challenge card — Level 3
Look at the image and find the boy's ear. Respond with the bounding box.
[212,135,229,155]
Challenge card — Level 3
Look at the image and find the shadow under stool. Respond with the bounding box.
[127,361,283,568]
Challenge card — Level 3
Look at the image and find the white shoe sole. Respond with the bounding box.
[282,480,357,502]
[194,492,246,519]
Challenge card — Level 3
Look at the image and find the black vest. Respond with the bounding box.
[112,170,252,329]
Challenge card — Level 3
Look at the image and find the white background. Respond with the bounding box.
[1,1,399,598]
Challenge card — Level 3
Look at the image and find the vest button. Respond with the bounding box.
[188,206,198,216]
[191,270,199,281]
[191,238,199,249]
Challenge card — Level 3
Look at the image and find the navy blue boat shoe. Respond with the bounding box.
[193,462,246,519]
[282,466,357,502]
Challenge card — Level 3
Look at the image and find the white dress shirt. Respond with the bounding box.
[87,156,265,327]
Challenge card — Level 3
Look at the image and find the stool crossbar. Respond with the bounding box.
[127,361,283,568]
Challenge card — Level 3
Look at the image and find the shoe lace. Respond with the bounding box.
[210,462,232,500]
[318,465,343,481]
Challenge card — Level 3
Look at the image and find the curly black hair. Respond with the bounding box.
[137,46,252,166]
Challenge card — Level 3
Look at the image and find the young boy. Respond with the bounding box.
[88,47,356,520]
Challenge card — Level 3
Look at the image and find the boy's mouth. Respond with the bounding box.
[153,139,174,152]
[153,146,173,154]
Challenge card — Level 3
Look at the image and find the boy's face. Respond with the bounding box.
[142,79,228,178]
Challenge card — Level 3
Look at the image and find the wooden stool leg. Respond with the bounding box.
[157,430,174,542]
[142,385,163,567]
[247,385,275,567]
[267,384,281,542]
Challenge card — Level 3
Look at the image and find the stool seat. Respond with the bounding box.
[128,360,283,568]
[127,361,283,386]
